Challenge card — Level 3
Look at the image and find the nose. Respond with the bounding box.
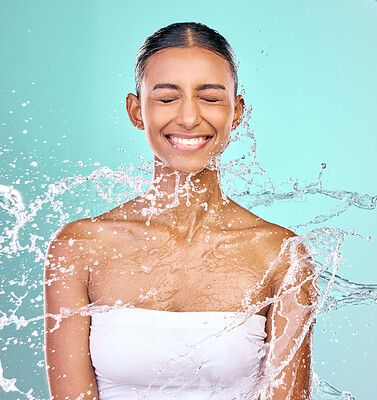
[175,98,201,130]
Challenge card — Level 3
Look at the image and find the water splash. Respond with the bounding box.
[312,374,355,400]
[231,163,376,220]
[0,109,376,399]
[0,184,25,253]
[0,358,36,400]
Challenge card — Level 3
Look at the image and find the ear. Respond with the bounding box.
[126,93,144,130]
[232,95,246,130]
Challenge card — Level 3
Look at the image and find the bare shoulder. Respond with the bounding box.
[47,198,145,263]
[227,199,302,274]
[254,218,296,256]
[52,217,99,241]
[45,218,104,281]
[51,203,132,242]
[238,208,315,294]
[252,218,298,277]
[227,198,296,247]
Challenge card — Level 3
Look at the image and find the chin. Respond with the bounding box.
[155,154,218,177]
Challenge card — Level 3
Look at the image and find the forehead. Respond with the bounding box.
[142,46,234,90]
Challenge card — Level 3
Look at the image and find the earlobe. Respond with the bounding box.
[126,93,144,130]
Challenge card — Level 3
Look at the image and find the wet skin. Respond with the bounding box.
[45,47,315,400]
[83,47,286,313]
[66,194,288,314]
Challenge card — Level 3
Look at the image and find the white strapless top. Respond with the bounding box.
[89,308,267,400]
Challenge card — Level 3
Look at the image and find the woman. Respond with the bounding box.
[44,22,317,400]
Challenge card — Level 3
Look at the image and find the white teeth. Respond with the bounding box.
[169,136,208,145]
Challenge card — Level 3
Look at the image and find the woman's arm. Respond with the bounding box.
[261,236,318,399]
[44,221,99,400]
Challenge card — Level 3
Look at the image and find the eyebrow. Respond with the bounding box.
[152,83,179,91]
[197,84,226,91]
[152,83,226,91]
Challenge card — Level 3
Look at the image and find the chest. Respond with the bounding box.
[87,229,271,311]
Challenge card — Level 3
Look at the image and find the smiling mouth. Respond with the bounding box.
[165,135,211,146]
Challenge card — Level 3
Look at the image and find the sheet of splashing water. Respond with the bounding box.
[0,106,376,399]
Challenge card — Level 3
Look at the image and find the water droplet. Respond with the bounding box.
[140,265,151,273]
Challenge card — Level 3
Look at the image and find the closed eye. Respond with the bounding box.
[200,97,222,103]
[160,99,177,103]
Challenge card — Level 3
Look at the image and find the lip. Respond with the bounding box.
[165,134,212,152]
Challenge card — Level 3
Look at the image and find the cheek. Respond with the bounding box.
[142,106,167,131]
[142,107,170,156]
[211,102,234,121]
[210,107,234,135]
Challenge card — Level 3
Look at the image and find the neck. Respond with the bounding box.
[140,157,227,233]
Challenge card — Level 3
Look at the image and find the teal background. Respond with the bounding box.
[1,0,376,398]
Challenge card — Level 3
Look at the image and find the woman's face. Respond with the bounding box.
[127,46,244,175]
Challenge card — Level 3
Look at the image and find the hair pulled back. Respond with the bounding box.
[135,22,238,98]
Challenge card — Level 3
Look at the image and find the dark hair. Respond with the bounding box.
[135,22,238,98]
